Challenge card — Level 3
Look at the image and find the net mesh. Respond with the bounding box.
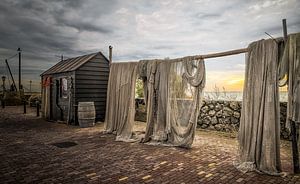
[139,58,205,148]
[166,59,205,147]
[105,58,206,148]
[235,39,282,175]
[104,62,138,142]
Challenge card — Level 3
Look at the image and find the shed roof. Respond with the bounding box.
[41,52,108,76]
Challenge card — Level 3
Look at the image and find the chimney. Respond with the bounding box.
[109,45,113,66]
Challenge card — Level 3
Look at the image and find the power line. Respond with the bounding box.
[6,53,18,61]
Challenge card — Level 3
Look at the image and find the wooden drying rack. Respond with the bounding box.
[112,47,249,64]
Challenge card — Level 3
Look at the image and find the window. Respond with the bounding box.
[61,78,68,98]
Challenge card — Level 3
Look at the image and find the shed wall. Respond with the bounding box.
[75,53,109,121]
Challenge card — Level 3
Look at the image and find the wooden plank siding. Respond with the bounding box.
[75,53,109,121]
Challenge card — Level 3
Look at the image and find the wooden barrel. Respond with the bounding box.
[78,102,95,128]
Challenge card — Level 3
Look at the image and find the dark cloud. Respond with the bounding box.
[54,16,112,33]
[0,0,118,91]
[0,0,299,92]
[0,0,115,53]
[0,1,75,54]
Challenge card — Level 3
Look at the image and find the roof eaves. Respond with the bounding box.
[41,52,99,76]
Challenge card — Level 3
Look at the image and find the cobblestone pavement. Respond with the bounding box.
[0,106,300,184]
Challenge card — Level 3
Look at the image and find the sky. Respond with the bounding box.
[0,0,299,92]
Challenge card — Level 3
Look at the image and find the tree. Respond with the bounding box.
[136,79,144,98]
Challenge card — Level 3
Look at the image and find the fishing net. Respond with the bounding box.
[104,62,138,142]
[278,33,300,166]
[105,58,206,148]
[139,58,206,148]
[235,39,282,175]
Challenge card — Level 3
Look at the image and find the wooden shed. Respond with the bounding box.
[41,52,110,125]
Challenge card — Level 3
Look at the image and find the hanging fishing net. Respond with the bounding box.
[139,58,206,148]
[104,62,138,142]
[104,58,206,148]
[235,39,282,175]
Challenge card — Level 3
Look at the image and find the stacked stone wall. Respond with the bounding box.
[198,101,290,140]
[135,99,290,140]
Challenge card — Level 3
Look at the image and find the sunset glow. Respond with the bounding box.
[205,71,245,92]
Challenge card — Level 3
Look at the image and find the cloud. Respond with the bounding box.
[0,0,299,92]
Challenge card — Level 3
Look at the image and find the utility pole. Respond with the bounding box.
[17,47,22,90]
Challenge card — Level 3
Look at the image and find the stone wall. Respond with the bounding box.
[135,99,290,140]
[198,101,290,140]
[198,101,241,132]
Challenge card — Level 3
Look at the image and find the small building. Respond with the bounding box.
[41,52,110,125]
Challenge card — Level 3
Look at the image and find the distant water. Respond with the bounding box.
[203,91,288,102]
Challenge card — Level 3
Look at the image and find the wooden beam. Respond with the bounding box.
[197,48,248,59]
[157,47,249,63]
[113,47,249,64]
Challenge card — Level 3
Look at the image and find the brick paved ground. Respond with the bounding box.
[0,106,300,184]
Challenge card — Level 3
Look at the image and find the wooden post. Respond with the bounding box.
[36,101,40,117]
[1,76,5,109]
[291,120,300,173]
[49,79,53,120]
[109,46,113,66]
[282,19,288,42]
[23,100,26,114]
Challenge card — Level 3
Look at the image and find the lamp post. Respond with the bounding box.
[29,80,32,94]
